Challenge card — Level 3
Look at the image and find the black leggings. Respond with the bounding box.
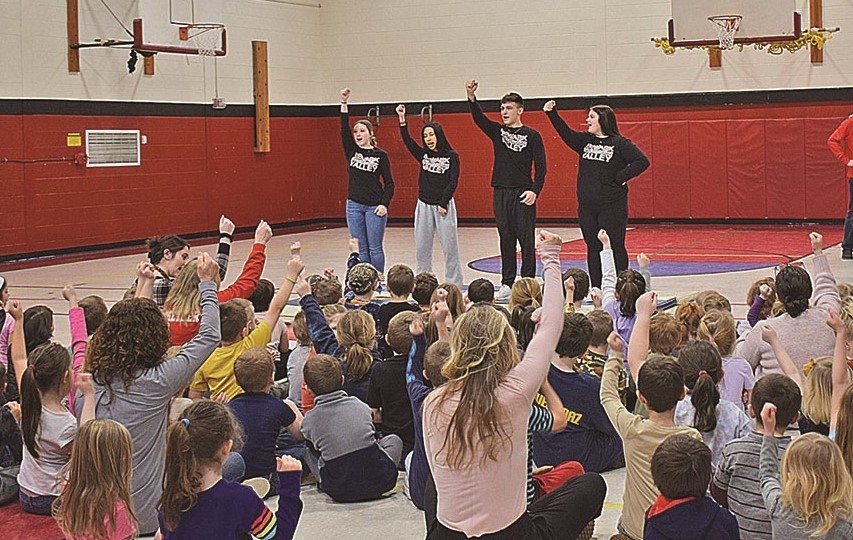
[578,202,628,288]
[426,472,606,540]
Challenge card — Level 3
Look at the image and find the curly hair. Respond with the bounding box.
[86,297,171,399]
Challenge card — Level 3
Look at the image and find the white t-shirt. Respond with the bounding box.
[18,406,77,496]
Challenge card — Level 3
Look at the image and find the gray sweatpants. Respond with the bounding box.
[414,199,463,287]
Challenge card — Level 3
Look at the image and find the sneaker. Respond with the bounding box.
[242,477,271,499]
[495,284,512,302]
[843,249,853,260]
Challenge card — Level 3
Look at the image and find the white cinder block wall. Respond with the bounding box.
[2,0,851,105]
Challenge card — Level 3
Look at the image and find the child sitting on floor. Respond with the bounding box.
[0,362,22,505]
[412,272,438,313]
[697,309,754,410]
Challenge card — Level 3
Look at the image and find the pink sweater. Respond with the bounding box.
[423,244,563,536]
[67,307,89,415]
[735,254,840,378]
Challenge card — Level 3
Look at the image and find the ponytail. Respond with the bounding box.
[677,340,722,433]
[21,342,71,459]
[616,269,646,318]
[335,310,376,382]
[345,343,373,381]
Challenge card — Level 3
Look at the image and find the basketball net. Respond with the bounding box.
[183,24,224,56]
[708,15,742,50]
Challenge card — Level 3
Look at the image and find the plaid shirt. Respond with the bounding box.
[151,243,230,307]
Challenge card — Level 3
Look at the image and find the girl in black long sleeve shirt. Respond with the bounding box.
[544,102,650,287]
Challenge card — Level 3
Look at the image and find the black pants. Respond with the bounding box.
[844,178,853,250]
[578,201,628,288]
[494,188,537,286]
[426,472,606,540]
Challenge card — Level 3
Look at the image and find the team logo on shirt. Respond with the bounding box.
[422,155,451,174]
[501,129,528,152]
[582,143,614,163]
[350,152,380,172]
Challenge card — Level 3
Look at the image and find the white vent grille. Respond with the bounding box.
[85,130,141,167]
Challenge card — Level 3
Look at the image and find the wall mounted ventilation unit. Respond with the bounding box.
[85,130,141,167]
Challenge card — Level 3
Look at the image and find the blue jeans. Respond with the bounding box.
[346,199,387,273]
[19,490,56,515]
[223,451,245,482]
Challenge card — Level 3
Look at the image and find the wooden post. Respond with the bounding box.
[252,40,271,153]
[809,0,823,64]
[709,48,722,69]
[144,56,155,75]
[67,0,80,72]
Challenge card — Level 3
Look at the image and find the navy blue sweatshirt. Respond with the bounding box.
[399,123,460,209]
[545,109,649,208]
[341,112,395,207]
[644,496,740,540]
[468,100,546,194]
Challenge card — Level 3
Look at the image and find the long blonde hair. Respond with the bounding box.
[509,278,541,313]
[335,310,375,382]
[696,309,736,357]
[54,419,137,539]
[163,259,221,321]
[802,358,834,426]
[837,385,853,476]
[781,432,853,537]
[431,305,520,468]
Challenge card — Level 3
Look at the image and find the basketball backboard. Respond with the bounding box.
[669,0,801,47]
[133,0,226,56]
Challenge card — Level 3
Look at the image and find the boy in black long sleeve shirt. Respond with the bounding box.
[466,80,546,296]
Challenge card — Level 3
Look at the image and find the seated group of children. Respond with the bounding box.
[1,221,853,540]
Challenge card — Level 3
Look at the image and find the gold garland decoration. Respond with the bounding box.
[651,28,834,56]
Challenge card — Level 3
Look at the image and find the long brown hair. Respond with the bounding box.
[54,419,137,539]
[21,343,71,459]
[335,310,375,381]
[677,340,723,432]
[159,400,242,532]
[431,305,520,468]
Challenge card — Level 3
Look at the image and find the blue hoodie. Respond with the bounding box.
[645,496,740,540]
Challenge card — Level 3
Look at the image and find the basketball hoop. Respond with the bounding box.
[708,15,742,49]
[180,23,225,56]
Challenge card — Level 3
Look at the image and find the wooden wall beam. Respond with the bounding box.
[809,0,823,64]
[708,48,722,69]
[144,56,155,75]
[67,0,80,72]
[252,41,271,153]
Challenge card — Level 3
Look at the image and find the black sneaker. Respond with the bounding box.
[843,249,853,260]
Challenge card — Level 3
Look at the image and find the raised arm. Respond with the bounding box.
[406,325,431,404]
[599,230,617,306]
[759,324,804,391]
[511,231,565,399]
[637,252,652,291]
[628,291,657,383]
[599,332,636,437]
[63,284,89,414]
[543,101,588,154]
[397,104,424,159]
[826,310,852,430]
[466,79,500,138]
[298,293,343,358]
[216,214,235,280]
[340,87,356,155]
[135,261,156,300]
[614,138,650,184]
[6,301,26,392]
[272,456,304,540]
[217,221,272,302]
[746,286,770,327]
[757,404,784,517]
[808,233,841,313]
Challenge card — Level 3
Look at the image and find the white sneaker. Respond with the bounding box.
[242,477,271,499]
[495,284,512,302]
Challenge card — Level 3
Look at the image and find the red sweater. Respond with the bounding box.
[828,116,853,178]
[169,243,267,346]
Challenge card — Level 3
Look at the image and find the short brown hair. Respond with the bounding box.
[649,313,683,355]
[291,310,310,346]
[696,290,731,313]
[556,312,593,359]
[467,278,495,304]
[586,309,613,348]
[562,268,590,303]
[78,295,108,336]
[387,311,418,355]
[424,340,451,386]
[387,264,415,297]
[652,434,711,499]
[637,355,684,413]
[303,354,342,396]
[751,374,801,428]
[412,273,438,306]
[234,347,274,392]
[219,300,251,343]
[312,277,343,306]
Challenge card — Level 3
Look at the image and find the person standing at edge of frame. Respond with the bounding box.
[828,113,853,260]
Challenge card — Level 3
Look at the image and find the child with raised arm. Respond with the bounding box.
[599,229,647,350]
[758,403,853,539]
[189,256,304,401]
[465,79,546,300]
[340,88,394,274]
[157,401,303,540]
[423,230,606,539]
[601,291,702,540]
[397,104,463,287]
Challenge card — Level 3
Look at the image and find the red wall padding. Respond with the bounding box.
[0,102,850,257]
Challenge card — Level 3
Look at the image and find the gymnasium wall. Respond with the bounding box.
[0,1,852,259]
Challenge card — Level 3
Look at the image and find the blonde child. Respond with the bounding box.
[697,309,755,410]
[509,277,542,313]
[156,400,303,539]
[758,404,853,539]
[55,419,137,540]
